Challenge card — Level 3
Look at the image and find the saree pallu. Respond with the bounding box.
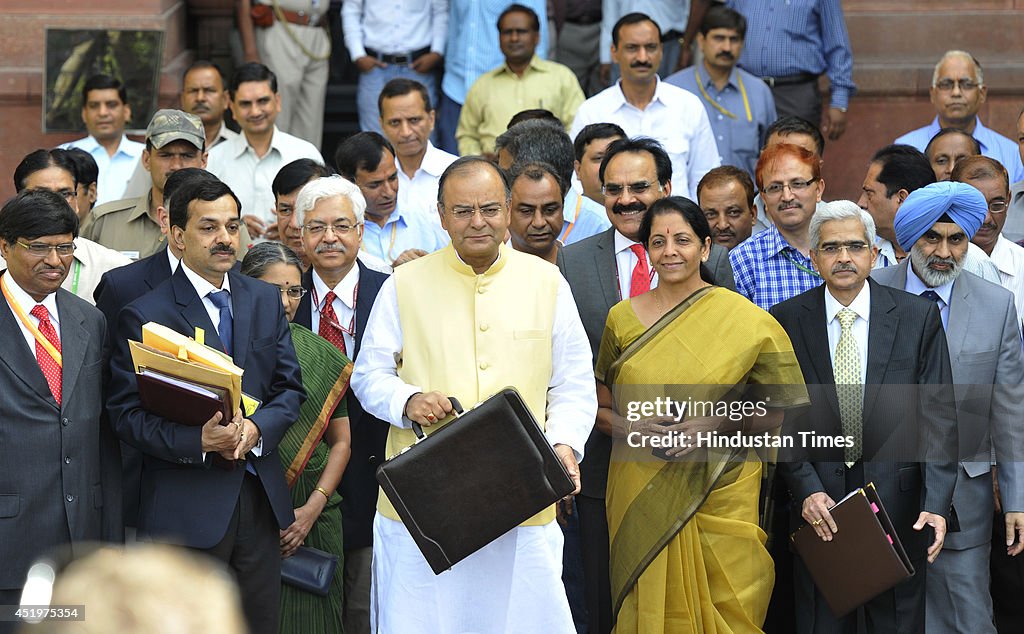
[279,324,351,634]
[596,287,808,634]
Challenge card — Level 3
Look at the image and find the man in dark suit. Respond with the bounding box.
[872,180,1024,633]
[286,175,389,634]
[94,167,217,531]
[0,190,120,632]
[770,199,958,633]
[106,177,304,634]
[557,136,733,634]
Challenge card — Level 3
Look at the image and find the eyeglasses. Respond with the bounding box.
[303,222,359,236]
[934,78,980,92]
[602,181,660,197]
[816,241,870,256]
[446,204,504,221]
[989,200,1009,214]
[17,241,76,257]
[762,178,818,197]
[278,286,308,299]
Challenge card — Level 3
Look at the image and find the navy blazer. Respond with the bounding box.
[294,261,390,550]
[94,249,173,346]
[106,265,305,549]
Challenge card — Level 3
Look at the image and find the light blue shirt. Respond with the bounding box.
[665,65,777,179]
[560,189,611,245]
[441,0,548,104]
[725,0,855,109]
[63,135,144,206]
[905,263,953,330]
[894,116,1024,184]
[361,208,449,264]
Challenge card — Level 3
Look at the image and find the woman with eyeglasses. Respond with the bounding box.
[240,242,351,634]
[595,197,808,633]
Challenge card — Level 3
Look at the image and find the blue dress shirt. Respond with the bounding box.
[894,116,1024,184]
[729,225,823,310]
[361,208,450,264]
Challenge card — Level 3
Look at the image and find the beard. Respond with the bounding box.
[910,245,963,288]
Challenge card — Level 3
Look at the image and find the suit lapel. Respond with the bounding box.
[0,287,56,407]
[228,272,252,369]
[56,292,89,410]
[171,267,223,353]
[353,261,374,359]
[863,280,898,422]
[596,230,619,308]
[945,274,971,362]
[799,287,841,419]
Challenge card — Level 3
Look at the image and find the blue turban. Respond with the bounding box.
[894,181,988,251]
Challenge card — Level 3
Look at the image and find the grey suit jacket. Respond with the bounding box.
[872,262,1024,549]
[0,285,120,589]
[557,228,734,497]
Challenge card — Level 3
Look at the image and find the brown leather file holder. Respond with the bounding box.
[136,368,232,427]
[375,387,576,575]
[791,482,915,618]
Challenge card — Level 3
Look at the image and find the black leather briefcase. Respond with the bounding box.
[375,387,576,574]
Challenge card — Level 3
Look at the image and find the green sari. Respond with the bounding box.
[595,287,808,633]
[279,324,351,634]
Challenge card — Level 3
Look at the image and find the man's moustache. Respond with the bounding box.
[210,245,234,255]
[831,263,858,275]
[316,243,346,254]
[631,62,652,69]
[612,202,647,215]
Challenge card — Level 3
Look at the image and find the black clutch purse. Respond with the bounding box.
[375,387,576,575]
[280,546,339,596]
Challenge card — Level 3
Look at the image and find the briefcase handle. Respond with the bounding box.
[409,396,465,441]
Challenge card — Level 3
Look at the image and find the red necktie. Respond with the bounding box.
[318,291,348,355]
[629,244,651,297]
[30,305,62,405]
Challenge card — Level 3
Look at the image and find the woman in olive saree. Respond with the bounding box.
[242,243,352,634]
[594,199,807,633]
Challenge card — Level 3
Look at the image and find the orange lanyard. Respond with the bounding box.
[1,273,62,367]
[561,194,583,242]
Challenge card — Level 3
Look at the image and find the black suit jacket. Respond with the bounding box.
[0,285,121,588]
[106,266,305,548]
[769,279,958,561]
[294,261,390,550]
[557,228,735,498]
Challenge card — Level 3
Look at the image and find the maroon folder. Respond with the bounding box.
[136,368,232,427]
[791,482,915,618]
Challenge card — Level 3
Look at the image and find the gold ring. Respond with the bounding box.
[812,519,822,526]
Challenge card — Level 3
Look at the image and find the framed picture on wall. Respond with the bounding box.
[43,28,165,134]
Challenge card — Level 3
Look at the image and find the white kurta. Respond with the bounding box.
[352,267,595,633]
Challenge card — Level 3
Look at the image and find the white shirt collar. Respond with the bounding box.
[166,247,181,274]
[612,77,666,109]
[824,281,871,325]
[613,229,641,254]
[989,235,1020,277]
[420,142,451,177]
[180,261,231,298]
[312,265,360,310]
[233,126,282,159]
[2,270,60,326]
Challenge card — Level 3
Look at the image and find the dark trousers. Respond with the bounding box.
[770,79,823,129]
[764,475,796,634]
[991,510,1024,632]
[201,472,281,634]
[577,494,612,634]
[560,498,588,633]
[436,91,462,156]
[792,462,925,634]
[0,589,21,634]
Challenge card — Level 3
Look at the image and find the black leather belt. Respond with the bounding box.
[365,46,431,65]
[761,73,818,87]
[661,29,684,43]
[566,14,601,25]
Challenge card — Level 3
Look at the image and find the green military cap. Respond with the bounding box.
[146,109,205,151]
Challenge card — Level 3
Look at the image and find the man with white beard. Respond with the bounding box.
[872,180,1024,634]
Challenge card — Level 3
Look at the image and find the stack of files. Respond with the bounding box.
[790,482,915,618]
[129,322,244,427]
